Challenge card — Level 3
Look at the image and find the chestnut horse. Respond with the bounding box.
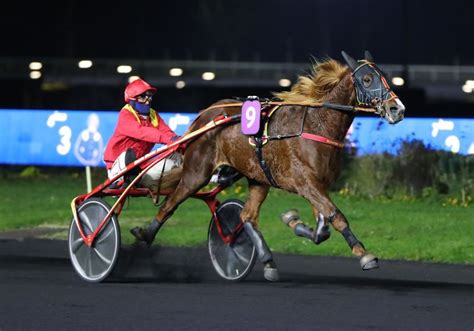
[132,51,405,281]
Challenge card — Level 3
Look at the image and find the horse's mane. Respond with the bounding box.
[273,59,349,103]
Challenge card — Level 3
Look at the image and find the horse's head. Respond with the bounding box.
[341,51,405,124]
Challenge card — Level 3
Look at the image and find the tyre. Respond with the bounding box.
[208,199,256,281]
[68,198,120,282]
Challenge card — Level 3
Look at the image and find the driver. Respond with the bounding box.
[104,78,181,186]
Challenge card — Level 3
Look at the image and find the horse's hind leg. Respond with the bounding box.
[131,155,214,245]
[240,181,279,281]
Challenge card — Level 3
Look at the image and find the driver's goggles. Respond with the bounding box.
[136,92,154,103]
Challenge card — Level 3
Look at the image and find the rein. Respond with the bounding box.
[201,100,373,149]
[202,100,377,114]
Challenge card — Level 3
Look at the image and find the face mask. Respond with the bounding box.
[130,100,150,115]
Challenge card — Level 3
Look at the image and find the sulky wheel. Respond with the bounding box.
[68,198,120,282]
[208,199,256,281]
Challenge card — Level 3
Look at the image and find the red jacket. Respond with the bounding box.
[104,105,176,169]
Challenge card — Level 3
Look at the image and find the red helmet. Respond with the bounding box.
[124,78,157,103]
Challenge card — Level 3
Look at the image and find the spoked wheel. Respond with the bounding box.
[208,199,256,281]
[68,198,120,282]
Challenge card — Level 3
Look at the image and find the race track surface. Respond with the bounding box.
[0,239,473,330]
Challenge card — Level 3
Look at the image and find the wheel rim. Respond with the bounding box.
[69,198,120,282]
[208,200,256,281]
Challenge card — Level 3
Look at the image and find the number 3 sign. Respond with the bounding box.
[241,100,261,135]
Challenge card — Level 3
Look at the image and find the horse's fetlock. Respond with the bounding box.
[280,209,301,228]
[352,244,366,257]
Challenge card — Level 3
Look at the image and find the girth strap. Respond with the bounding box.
[254,136,280,188]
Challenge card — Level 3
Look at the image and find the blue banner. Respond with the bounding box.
[0,109,473,167]
[348,117,474,155]
[0,109,196,167]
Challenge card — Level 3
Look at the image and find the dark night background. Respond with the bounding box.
[0,0,473,116]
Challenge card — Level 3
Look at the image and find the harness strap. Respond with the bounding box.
[264,108,344,149]
[254,136,280,188]
[262,105,281,138]
[301,132,344,149]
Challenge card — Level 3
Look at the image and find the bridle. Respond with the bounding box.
[351,60,398,117]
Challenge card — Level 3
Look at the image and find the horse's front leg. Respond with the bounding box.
[298,188,379,270]
[328,207,378,270]
[240,181,279,281]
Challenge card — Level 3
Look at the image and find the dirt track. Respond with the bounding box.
[1,238,473,330]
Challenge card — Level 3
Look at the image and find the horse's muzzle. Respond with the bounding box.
[383,98,405,124]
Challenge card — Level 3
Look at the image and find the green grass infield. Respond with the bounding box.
[1,169,473,265]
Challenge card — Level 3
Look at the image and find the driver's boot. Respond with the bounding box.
[122,149,139,188]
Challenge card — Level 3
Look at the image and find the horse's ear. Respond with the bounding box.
[341,51,358,71]
[364,50,374,62]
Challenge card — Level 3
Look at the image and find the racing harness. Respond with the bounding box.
[201,98,377,188]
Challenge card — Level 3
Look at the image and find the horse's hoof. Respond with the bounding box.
[130,227,152,246]
[263,263,279,282]
[360,254,379,270]
[130,227,145,240]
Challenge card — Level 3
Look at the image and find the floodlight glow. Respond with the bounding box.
[128,76,140,83]
[176,80,186,89]
[117,65,132,74]
[462,84,472,93]
[202,72,215,80]
[169,68,183,77]
[29,62,42,70]
[30,71,42,79]
[279,78,291,87]
[78,60,93,69]
[465,80,474,88]
[392,77,405,86]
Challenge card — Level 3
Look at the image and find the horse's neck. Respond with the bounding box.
[307,73,355,142]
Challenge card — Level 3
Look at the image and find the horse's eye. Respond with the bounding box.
[363,74,373,87]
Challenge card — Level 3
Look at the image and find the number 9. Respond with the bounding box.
[246,106,256,129]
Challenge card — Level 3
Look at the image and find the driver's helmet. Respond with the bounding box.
[124,78,157,103]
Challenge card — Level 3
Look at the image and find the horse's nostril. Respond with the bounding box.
[390,106,404,115]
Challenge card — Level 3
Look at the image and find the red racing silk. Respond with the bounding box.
[103,104,177,169]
